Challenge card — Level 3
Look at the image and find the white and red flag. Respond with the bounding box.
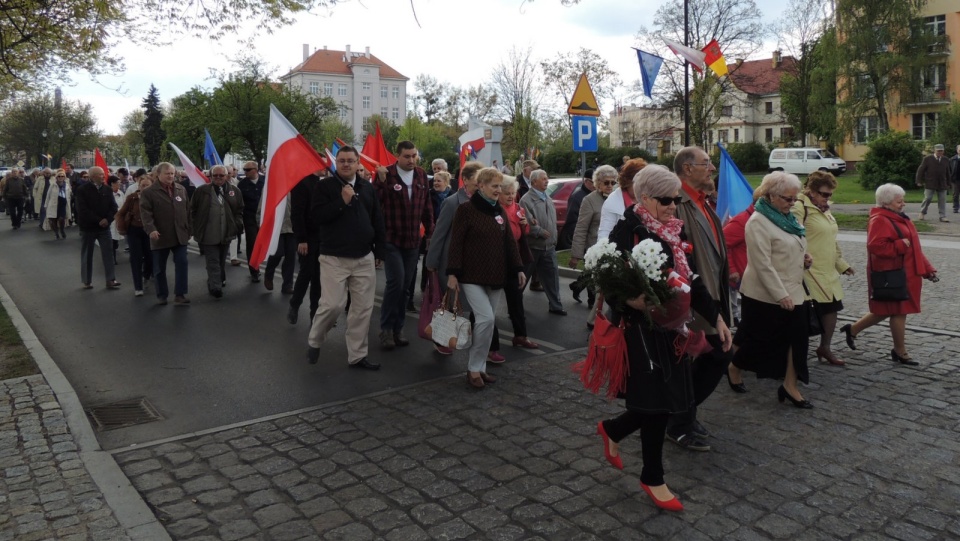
[168,142,209,187]
[663,37,706,73]
[249,104,329,269]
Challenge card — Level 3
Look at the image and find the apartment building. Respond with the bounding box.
[280,45,408,144]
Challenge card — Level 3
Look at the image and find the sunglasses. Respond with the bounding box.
[652,195,682,206]
[817,191,833,199]
[777,195,798,204]
[243,167,256,171]
[599,181,617,186]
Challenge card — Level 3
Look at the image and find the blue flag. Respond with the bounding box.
[329,141,341,173]
[716,142,755,224]
[203,129,222,166]
[635,49,664,99]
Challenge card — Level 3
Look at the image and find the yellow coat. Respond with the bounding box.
[791,194,851,303]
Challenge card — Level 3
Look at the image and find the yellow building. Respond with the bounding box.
[840,0,959,163]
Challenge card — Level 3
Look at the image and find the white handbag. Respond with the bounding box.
[426,290,473,350]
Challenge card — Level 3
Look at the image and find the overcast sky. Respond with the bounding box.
[65,0,790,135]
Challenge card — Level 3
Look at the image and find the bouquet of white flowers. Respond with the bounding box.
[581,237,675,314]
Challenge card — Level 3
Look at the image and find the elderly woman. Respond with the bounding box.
[792,171,854,366]
[597,158,648,242]
[729,172,813,408]
[569,165,618,328]
[841,184,937,365]
[596,164,727,513]
[498,176,538,349]
[116,175,154,296]
[446,168,526,389]
[43,169,72,239]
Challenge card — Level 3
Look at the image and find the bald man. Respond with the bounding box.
[75,166,120,289]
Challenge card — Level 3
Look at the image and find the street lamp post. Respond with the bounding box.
[41,130,48,168]
[189,96,202,168]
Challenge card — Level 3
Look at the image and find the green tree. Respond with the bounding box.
[777,0,831,145]
[397,117,456,168]
[539,47,623,114]
[490,46,545,160]
[141,85,165,166]
[833,0,940,134]
[858,130,923,190]
[119,109,147,166]
[931,102,960,152]
[0,92,99,168]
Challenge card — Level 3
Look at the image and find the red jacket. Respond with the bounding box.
[723,204,754,285]
[374,164,434,249]
[866,207,935,315]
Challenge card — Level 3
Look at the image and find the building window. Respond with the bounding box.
[922,64,947,89]
[765,128,773,142]
[381,85,388,98]
[718,129,728,142]
[733,128,740,142]
[925,14,946,36]
[362,96,370,109]
[392,107,399,120]
[721,105,732,116]
[362,116,371,132]
[780,127,794,141]
[339,105,348,120]
[323,83,333,97]
[912,113,938,140]
[338,84,347,97]
[856,116,881,143]
[362,82,371,91]
[392,86,399,99]
[309,81,319,95]
[381,107,388,117]
[857,74,877,98]
[764,102,774,114]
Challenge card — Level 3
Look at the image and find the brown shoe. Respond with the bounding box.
[480,373,497,384]
[264,278,274,291]
[230,259,241,266]
[174,296,191,305]
[467,373,485,389]
[106,280,121,289]
[512,336,540,349]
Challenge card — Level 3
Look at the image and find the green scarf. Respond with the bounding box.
[755,196,805,237]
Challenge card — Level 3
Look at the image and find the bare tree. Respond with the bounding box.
[777,0,832,144]
[540,47,622,115]
[490,46,544,156]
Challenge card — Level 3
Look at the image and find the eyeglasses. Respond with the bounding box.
[336,159,358,164]
[599,181,617,186]
[687,162,712,168]
[817,191,833,199]
[243,167,256,171]
[777,195,798,204]
[210,174,226,177]
[652,195,683,206]
[56,175,65,179]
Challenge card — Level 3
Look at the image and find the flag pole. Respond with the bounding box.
[683,0,690,147]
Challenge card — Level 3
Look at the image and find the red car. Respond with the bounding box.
[545,177,583,249]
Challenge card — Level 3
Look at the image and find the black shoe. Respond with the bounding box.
[691,420,710,438]
[287,306,299,325]
[569,282,583,303]
[840,324,856,350]
[251,272,261,283]
[307,347,320,364]
[726,370,748,394]
[587,292,596,307]
[891,349,919,366]
[777,385,813,409]
[349,358,381,371]
[209,289,223,298]
[405,301,418,313]
[549,308,568,316]
[665,432,711,452]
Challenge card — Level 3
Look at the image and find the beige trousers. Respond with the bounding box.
[307,253,376,363]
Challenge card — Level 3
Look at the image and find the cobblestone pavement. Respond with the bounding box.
[0,375,130,541]
[111,235,960,541]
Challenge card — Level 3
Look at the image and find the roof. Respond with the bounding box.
[284,49,408,80]
[726,56,797,95]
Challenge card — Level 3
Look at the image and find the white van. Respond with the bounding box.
[768,148,846,176]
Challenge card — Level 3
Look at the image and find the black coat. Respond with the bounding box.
[291,174,320,245]
[606,210,720,414]
[311,174,385,260]
[75,182,118,232]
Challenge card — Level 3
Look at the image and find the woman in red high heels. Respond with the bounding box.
[595,165,730,512]
[841,183,937,365]
[791,171,854,366]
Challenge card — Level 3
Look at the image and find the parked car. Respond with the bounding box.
[544,177,582,248]
[768,148,846,176]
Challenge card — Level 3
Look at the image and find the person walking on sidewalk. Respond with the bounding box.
[950,144,960,214]
[75,167,121,290]
[306,146,386,370]
[374,141,434,351]
[140,162,192,306]
[916,143,950,222]
[190,165,244,299]
[520,169,566,316]
[1,169,27,229]
[44,170,72,240]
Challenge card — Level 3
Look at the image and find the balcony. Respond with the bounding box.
[928,37,949,56]
[903,85,950,106]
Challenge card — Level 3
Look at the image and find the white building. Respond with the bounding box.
[280,45,409,144]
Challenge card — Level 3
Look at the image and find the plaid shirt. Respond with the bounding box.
[374,164,434,249]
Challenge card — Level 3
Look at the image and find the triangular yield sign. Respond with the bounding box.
[567,73,600,116]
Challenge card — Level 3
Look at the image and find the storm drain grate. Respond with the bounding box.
[85,397,163,431]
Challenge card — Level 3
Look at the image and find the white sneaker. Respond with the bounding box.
[135,290,144,297]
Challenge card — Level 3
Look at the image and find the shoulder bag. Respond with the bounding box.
[425,289,473,350]
[870,218,910,302]
[572,293,629,400]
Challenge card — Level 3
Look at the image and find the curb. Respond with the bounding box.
[0,281,170,541]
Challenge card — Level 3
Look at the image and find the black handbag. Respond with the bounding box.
[802,281,823,337]
[869,218,910,302]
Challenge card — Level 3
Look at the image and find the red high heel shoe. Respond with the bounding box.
[640,483,684,512]
[596,421,623,470]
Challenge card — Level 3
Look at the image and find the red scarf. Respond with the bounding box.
[633,204,692,280]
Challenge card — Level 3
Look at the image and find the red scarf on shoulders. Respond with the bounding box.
[633,204,692,280]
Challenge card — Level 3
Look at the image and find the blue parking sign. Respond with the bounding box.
[572,116,598,152]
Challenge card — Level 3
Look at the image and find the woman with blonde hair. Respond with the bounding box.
[43,169,72,239]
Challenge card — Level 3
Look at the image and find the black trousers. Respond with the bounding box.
[290,242,321,319]
[265,233,297,290]
[667,333,731,435]
[242,216,260,277]
[602,411,669,486]
[502,280,527,338]
[952,181,960,211]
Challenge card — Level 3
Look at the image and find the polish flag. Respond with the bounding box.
[249,104,329,269]
[663,37,706,73]
[168,142,209,187]
[94,148,109,173]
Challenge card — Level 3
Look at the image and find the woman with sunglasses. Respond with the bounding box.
[791,171,853,366]
[595,165,725,512]
[43,169,72,239]
[569,165,618,328]
[729,172,814,408]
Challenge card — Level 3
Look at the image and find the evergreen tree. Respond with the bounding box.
[141,85,165,167]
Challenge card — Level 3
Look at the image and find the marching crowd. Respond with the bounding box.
[0,140,945,513]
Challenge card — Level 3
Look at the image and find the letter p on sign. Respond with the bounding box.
[572,116,598,152]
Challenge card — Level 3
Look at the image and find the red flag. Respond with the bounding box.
[60,158,67,170]
[369,123,396,167]
[701,39,728,77]
[94,148,108,172]
[337,137,385,175]
[458,137,485,172]
[250,105,329,269]
[168,143,209,187]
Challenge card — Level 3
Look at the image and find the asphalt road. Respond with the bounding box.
[0,218,592,450]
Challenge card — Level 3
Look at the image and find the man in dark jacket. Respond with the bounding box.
[950,144,960,214]
[238,161,265,281]
[1,170,27,229]
[75,166,120,289]
[140,162,192,305]
[190,165,244,298]
[287,172,323,325]
[916,143,951,222]
[558,169,594,250]
[306,147,386,370]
